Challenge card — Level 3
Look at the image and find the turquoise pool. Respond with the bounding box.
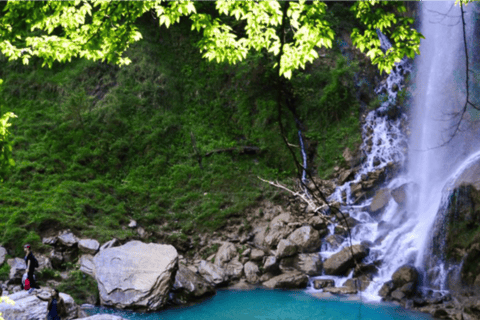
[84,288,433,320]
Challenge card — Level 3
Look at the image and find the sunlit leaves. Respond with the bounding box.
[350,1,424,74]
[0,0,428,77]
[0,110,17,182]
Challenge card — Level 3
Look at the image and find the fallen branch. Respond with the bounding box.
[257,176,327,215]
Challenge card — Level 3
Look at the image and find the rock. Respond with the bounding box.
[252,226,268,249]
[7,258,26,284]
[79,254,95,277]
[262,271,308,289]
[392,265,418,288]
[344,277,370,292]
[313,279,334,289]
[99,239,118,251]
[279,253,322,276]
[244,261,260,284]
[338,169,355,185]
[391,184,409,205]
[275,239,297,259]
[250,249,265,261]
[93,241,178,311]
[214,242,237,267]
[0,290,82,320]
[227,279,256,290]
[128,220,137,228]
[49,249,63,269]
[36,254,53,271]
[369,188,391,216]
[399,282,416,297]
[78,239,100,255]
[270,212,292,226]
[264,227,291,248]
[62,246,79,264]
[286,225,321,253]
[171,264,215,303]
[324,235,344,251]
[323,287,357,294]
[259,272,274,282]
[378,280,395,298]
[263,256,278,273]
[308,216,327,231]
[198,260,227,286]
[323,245,369,276]
[42,237,57,246]
[390,289,405,301]
[136,227,147,239]
[224,257,244,281]
[343,147,360,168]
[57,231,79,247]
[0,247,6,266]
[241,248,251,257]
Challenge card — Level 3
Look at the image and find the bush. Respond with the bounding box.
[56,270,99,306]
[0,263,10,281]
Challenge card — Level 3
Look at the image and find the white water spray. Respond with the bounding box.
[310,1,480,300]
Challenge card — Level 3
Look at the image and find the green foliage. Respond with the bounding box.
[350,1,424,74]
[0,7,365,257]
[0,262,10,281]
[0,1,423,78]
[56,269,99,306]
[201,243,220,260]
[37,268,61,281]
[0,84,17,181]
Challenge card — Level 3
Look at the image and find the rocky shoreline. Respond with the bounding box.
[1,170,480,319]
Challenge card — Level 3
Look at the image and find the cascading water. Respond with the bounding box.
[308,1,480,300]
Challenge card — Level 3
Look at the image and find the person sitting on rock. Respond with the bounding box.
[46,288,67,320]
[24,244,39,293]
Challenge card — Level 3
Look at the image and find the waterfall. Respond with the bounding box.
[309,1,480,300]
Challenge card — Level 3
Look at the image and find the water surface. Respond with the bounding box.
[85,289,433,320]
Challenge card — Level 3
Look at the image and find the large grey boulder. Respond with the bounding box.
[171,264,215,303]
[214,242,236,267]
[0,247,6,266]
[286,225,321,253]
[262,271,308,289]
[78,239,100,255]
[323,245,369,276]
[244,261,260,284]
[198,260,227,285]
[0,289,82,320]
[7,258,26,284]
[79,254,95,277]
[279,253,322,276]
[93,241,178,311]
[276,239,297,259]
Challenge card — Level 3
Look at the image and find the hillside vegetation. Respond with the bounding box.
[0,4,368,259]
